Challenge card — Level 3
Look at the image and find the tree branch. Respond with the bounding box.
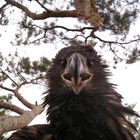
[0,81,39,110]
[25,24,97,44]
[0,70,44,110]
[29,30,47,44]
[0,100,24,114]
[0,85,14,93]
[44,26,97,32]
[0,68,42,110]
[5,0,77,20]
[13,84,36,109]
[36,0,51,12]
[0,68,18,86]
[0,3,8,12]
[108,44,124,61]
[0,105,44,134]
[92,33,140,45]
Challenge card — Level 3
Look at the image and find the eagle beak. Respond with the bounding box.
[61,53,93,95]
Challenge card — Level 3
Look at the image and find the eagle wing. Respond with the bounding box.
[8,124,53,140]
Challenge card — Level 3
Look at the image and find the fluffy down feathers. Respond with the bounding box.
[8,45,138,140]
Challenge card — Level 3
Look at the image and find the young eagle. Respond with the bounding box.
[8,45,138,140]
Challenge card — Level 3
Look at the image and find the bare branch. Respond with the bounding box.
[26,24,97,44]
[13,84,35,109]
[125,0,140,5]
[29,31,47,44]
[92,33,140,45]
[36,0,51,12]
[45,26,96,32]
[108,44,124,61]
[0,3,8,12]
[5,0,77,20]
[0,70,43,109]
[0,83,36,110]
[0,105,44,134]
[0,85,14,93]
[0,100,24,114]
[27,23,140,48]
[30,24,96,32]
[18,73,27,83]
[0,68,18,86]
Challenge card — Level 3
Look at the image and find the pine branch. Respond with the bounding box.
[5,0,77,20]
[0,105,44,134]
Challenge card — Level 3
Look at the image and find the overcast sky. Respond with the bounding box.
[0,10,140,126]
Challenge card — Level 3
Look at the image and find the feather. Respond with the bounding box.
[8,45,138,140]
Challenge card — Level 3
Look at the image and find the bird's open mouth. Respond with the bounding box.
[61,53,93,95]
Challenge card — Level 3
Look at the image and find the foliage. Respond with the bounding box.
[0,0,140,64]
[0,52,50,87]
[97,0,138,35]
[0,51,50,135]
[126,48,140,64]
[124,104,140,139]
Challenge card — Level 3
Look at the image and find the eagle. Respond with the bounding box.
[8,45,138,140]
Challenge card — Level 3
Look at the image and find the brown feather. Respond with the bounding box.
[8,45,139,140]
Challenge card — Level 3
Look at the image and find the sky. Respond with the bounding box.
[0,3,140,127]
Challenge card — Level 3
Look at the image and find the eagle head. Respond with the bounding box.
[47,45,108,96]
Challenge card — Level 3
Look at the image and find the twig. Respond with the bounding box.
[21,21,96,32]
[13,84,35,109]
[27,24,140,47]
[0,85,14,93]
[27,25,96,44]
[0,100,24,114]
[0,68,18,86]
[44,26,97,32]
[29,31,47,44]
[125,0,140,5]
[0,3,8,12]
[109,44,124,60]
[92,33,140,45]
[30,24,96,32]
[18,73,27,82]
[36,0,51,12]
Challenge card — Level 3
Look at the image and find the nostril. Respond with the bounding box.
[80,73,92,81]
[62,73,72,81]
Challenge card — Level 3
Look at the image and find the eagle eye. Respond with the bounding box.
[87,59,94,68]
[60,59,67,68]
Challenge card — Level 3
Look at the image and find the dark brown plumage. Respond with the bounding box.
[8,45,138,140]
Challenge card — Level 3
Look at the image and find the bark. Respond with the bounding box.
[0,105,44,134]
[0,101,24,115]
[5,0,77,20]
[0,70,45,135]
[74,0,102,28]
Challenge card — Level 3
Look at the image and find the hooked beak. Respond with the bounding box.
[61,53,93,95]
